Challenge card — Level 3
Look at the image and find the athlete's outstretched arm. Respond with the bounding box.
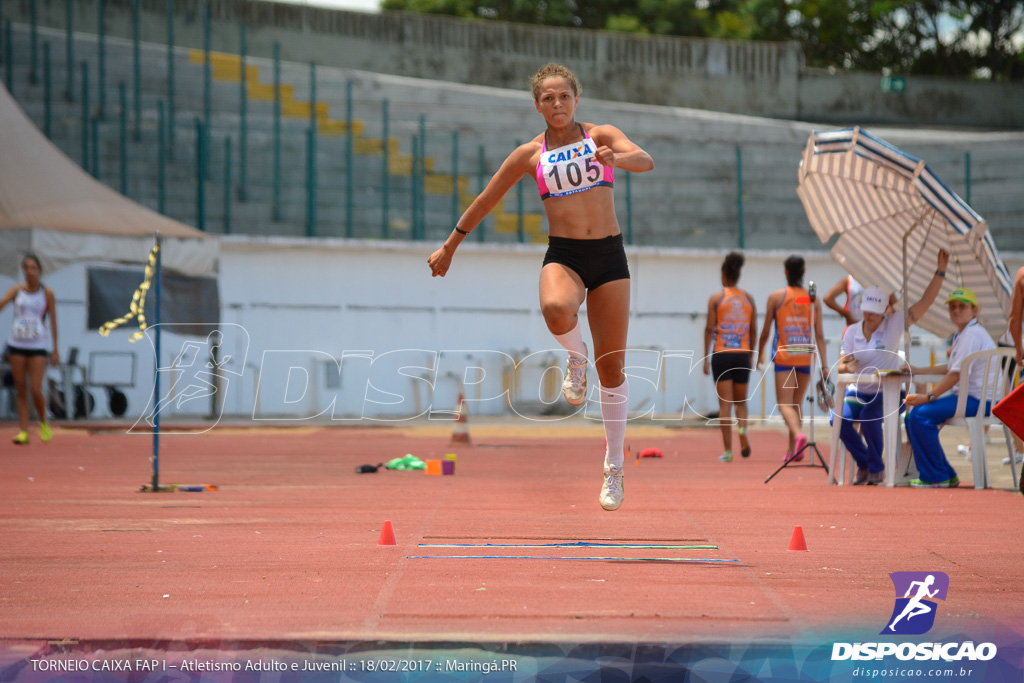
[590,124,654,174]
[427,143,535,278]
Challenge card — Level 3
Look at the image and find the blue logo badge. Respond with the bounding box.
[881,572,949,635]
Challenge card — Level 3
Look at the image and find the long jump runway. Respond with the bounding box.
[1,422,1022,680]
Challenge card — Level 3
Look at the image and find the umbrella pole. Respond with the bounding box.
[902,232,911,366]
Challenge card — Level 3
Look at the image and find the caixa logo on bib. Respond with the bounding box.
[882,571,949,635]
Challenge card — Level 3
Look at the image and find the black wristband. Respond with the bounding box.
[455,227,470,235]
[935,270,946,277]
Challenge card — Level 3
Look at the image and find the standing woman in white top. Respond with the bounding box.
[834,250,948,484]
[1,254,59,445]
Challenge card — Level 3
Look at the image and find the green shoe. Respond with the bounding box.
[13,430,29,445]
[717,451,733,462]
[910,477,959,489]
[40,422,52,443]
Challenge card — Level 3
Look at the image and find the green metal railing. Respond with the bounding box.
[132,0,140,141]
[195,117,206,231]
[27,0,35,84]
[97,0,104,119]
[157,100,166,214]
[42,41,50,137]
[79,60,88,167]
[223,136,232,234]
[30,16,1018,251]
[238,22,247,201]
[166,0,174,158]
[736,145,745,250]
[272,42,281,221]
[64,0,72,101]
[119,81,127,194]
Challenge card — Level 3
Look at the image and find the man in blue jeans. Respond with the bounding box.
[904,288,996,488]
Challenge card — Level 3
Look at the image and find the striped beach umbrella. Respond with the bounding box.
[797,126,1013,342]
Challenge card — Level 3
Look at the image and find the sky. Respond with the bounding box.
[267,0,382,12]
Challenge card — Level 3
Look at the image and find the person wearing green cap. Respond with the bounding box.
[903,286,996,488]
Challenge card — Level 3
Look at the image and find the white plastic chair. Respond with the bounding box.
[941,347,1018,489]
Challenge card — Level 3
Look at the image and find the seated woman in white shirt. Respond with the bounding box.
[834,250,949,485]
[904,285,997,488]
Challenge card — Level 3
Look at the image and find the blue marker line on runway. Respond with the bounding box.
[407,556,740,563]
[418,542,718,549]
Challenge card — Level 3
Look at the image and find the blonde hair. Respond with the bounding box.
[530,63,581,101]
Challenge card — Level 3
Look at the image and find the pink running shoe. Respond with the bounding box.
[783,450,794,462]
[792,433,807,461]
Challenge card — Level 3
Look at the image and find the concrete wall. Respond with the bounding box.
[8,238,1008,425]
[9,0,1023,129]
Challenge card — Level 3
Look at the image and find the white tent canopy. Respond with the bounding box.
[0,83,216,279]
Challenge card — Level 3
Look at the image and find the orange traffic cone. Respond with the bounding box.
[378,520,396,546]
[450,393,472,444]
[788,525,808,552]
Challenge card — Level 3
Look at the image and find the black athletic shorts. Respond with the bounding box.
[543,234,630,291]
[7,346,48,358]
[711,351,752,384]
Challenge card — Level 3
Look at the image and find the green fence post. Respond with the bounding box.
[43,42,51,138]
[625,171,633,245]
[29,0,37,84]
[238,22,247,201]
[119,81,127,195]
[306,128,316,237]
[965,151,971,206]
[202,0,210,134]
[381,98,389,239]
[64,0,73,102]
[736,145,745,250]
[515,141,524,243]
[91,117,99,178]
[80,61,89,168]
[223,136,232,234]
[132,0,140,141]
[195,118,206,231]
[307,62,318,237]
[157,100,166,214]
[451,130,459,232]
[166,0,174,159]
[417,115,425,239]
[272,42,281,221]
[411,133,419,240]
[476,143,485,242]
[96,0,104,119]
[345,79,353,238]
[4,20,12,94]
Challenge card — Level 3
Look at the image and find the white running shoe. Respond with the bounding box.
[957,444,971,461]
[599,466,624,511]
[1003,452,1024,465]
[562,345,588,406]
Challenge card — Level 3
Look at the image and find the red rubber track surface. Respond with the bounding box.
[1,422,1021,649]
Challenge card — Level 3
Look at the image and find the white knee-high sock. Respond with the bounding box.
[553,319,587,361]
[601,378,629,470]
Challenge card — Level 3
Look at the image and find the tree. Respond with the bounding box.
[380,0,1024,80]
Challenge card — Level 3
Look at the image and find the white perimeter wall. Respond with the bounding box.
[7,236,1002,426]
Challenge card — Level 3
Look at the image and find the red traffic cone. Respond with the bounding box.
[378,520,396,546]
[788,525,808,552]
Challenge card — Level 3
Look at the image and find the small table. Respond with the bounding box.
[830,371,944,487]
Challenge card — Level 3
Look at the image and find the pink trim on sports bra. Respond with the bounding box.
[535,124,615,200]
